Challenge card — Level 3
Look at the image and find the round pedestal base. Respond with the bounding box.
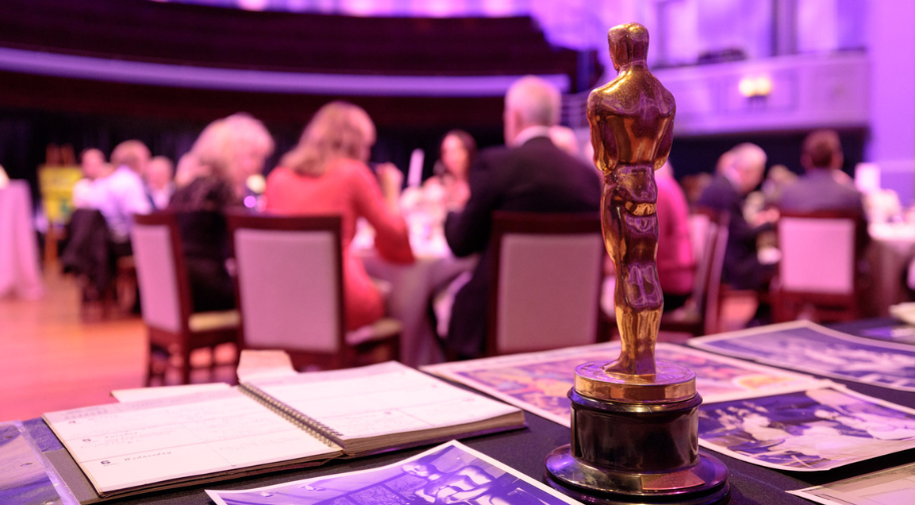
[544,445,729,505]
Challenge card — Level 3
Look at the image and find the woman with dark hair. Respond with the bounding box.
[424,130,477,212]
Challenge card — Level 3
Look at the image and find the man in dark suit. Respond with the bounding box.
[697,143,775,292]
[779,130,864,216]
[779,129,870,284]
[444,76,602,358]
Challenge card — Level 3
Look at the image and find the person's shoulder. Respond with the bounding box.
[468,145,512,176]
[110,166,144,188]
[266,166,295,184]
[776,182,805,210]
[696,175,731,205]
[325,158,370,179]
[478,144,511,162]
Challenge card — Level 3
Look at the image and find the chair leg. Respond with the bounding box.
[181,347,192,385]
[209,347,218,382]
[146,351,154,387]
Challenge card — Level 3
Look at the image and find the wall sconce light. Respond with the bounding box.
[738,76,773,97]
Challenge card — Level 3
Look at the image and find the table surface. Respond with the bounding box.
[22,318,915,505]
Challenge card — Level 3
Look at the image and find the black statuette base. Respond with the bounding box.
[544,446,729,505]
[544,388,729,504]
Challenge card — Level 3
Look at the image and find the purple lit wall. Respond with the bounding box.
[867,0,915,206]
[160,0,911,202]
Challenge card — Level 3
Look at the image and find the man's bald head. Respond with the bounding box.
[721,143,767,195]
[504,75,561,145]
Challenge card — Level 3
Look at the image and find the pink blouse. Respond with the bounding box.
[265,160,414,330]
[656,174,695,296]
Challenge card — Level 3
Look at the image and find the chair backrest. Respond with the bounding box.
[131,212,192,334]
[701,213,729,334]
[488,211,604,356]
[687,213,710,263]
[227,213,345,355]
[778,210,860,295]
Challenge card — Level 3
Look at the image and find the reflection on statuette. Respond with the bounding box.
[587,22,676,376]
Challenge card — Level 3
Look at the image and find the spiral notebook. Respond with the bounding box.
[41,362,525,503]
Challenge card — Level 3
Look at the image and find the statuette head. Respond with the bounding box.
[609,23,649,70]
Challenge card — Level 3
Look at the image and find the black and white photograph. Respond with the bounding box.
[698,387,915,471]
[690,321,915,391]
[789,462,915,505]
[207,441,581,505]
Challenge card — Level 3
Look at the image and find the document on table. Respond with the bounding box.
[698,386,915,472]
[789,462,915,505]
[689,321,915,391]
[110,382,231,403]
[243,361,525,454]
[208,440,581,505]
[42,388,341,495]
[422,342,826,428]
[0,420,75,505]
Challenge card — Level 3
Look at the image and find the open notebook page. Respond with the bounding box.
[243,361,524,453]
[43,388,341,495]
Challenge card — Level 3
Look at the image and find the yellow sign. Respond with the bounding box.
[38,165,83,224]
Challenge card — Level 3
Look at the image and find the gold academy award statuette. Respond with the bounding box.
[544,23,729,505]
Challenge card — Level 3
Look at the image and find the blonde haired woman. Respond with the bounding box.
[168,113,274,312]
[265,101,413,331]
[174,112,274,200]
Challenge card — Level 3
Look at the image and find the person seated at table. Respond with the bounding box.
[111,139,151,181]
[697,143,777,325]
[601,162,694,313]
[72,148,108,208]
[144,155,175,210]
[656,162,695,311]
[264,101,414,331]
[423,129,476,212]
[168,114,273,312]
[85,140,153,257]
[779,129,870,282]
[761,164,797,207]
[779,130,865,216]
[443,76,601,359]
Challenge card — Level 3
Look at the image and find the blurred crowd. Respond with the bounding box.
[58,66,883,359]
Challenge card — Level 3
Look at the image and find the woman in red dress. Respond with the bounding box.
[265,101,414,330]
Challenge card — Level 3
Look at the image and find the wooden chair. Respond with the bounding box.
[61,208,138,319]
[692,206,771,330]
[601,212,729,338]
[131,212,240,385]
[487,211,605,356]
[773,209,865,323]
[227,214,401,370]
[658,212,729,336]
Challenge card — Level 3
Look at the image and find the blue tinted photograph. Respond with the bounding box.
[698,388,915,471]
[208,441,578,505]
[692,323,915,390]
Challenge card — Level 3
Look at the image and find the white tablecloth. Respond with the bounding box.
[868,222,915,316]
[0,181,43,299]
